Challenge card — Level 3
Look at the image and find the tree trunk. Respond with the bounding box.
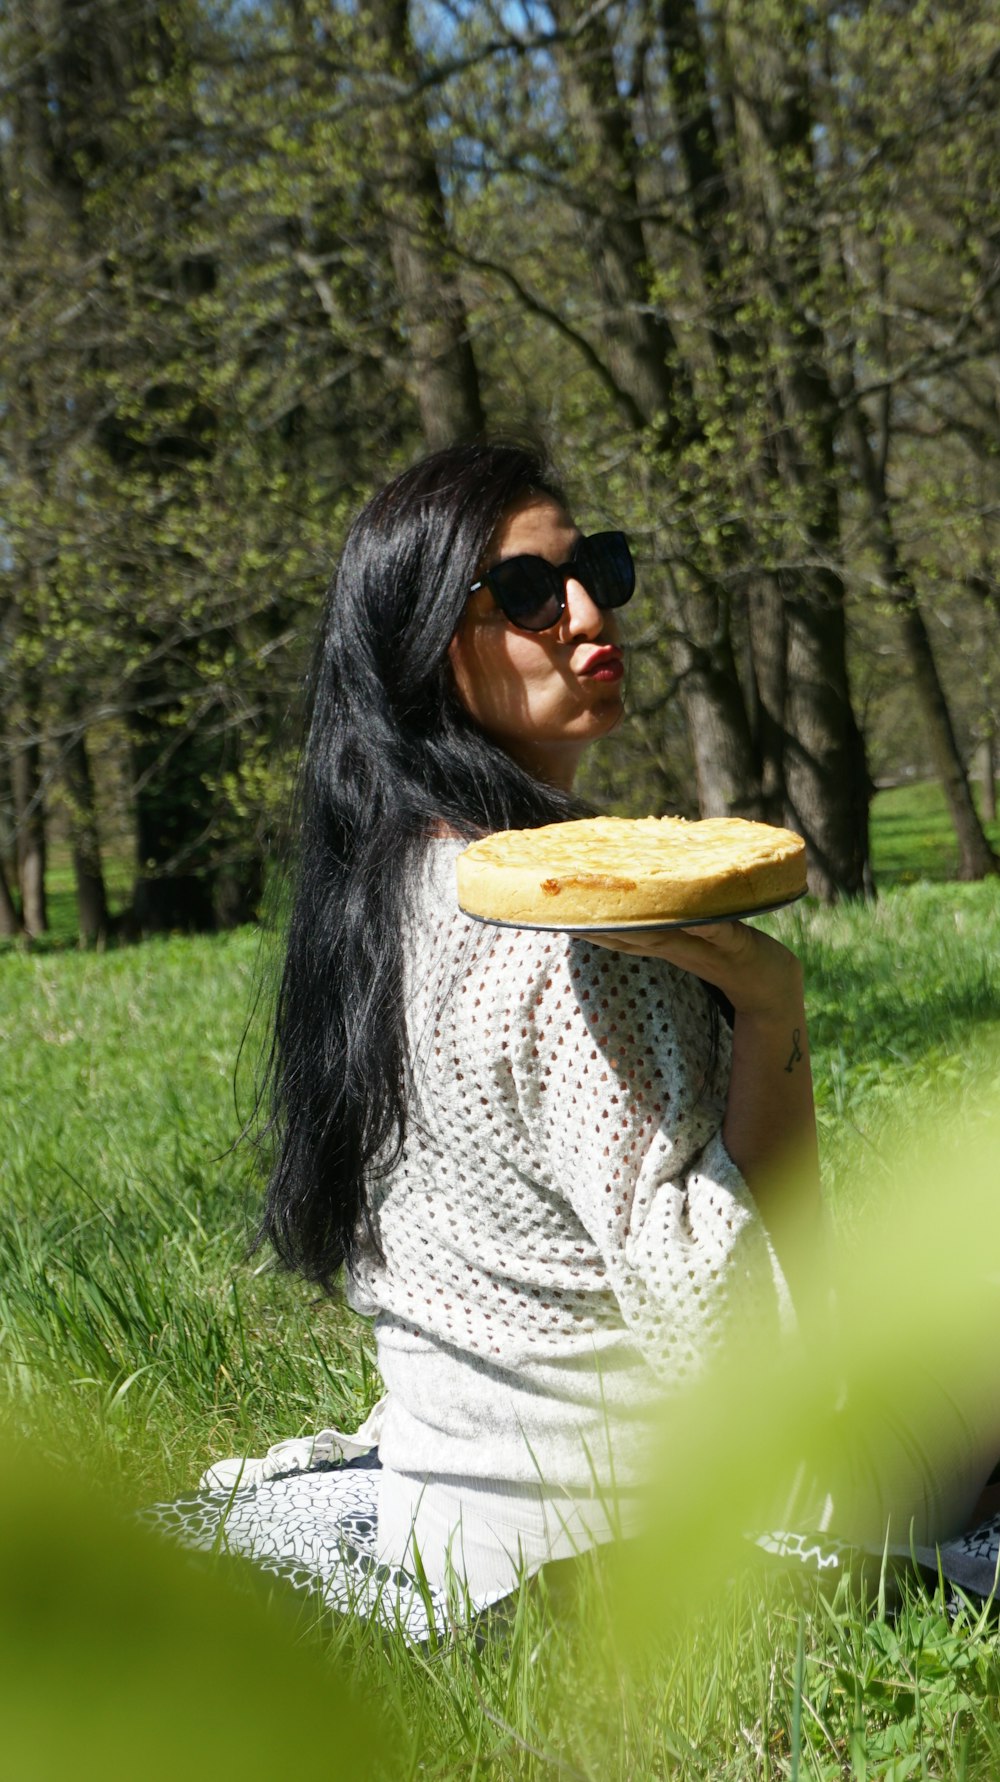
[783,578,871,899]
[126,644,264,934]
[747,575,788,826]
[212,856,264,930]
[978,733,997,825]
[725,0,871,896]
[658,576,764,816]
[364,0,485,448]
[661,0,789,823]
[896,600,998,879]
[661,0,726,268]
[129,670,217,934]
[61,706,109,943]
[678,657,765,818]
[548,0,763,818]
[967,572,999,826]
[0,729,16,878]
[550,0,692,441]
[0,857,21,938]
[11,690,47,937]
[841,403,999,880]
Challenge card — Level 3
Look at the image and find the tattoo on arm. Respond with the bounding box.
[784,1028,803,1073]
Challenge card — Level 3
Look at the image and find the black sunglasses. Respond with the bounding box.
[469,530,635,632]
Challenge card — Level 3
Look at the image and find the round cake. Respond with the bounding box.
[455,815,807,928]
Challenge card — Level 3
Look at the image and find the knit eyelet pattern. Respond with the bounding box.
[348,839,789,1491]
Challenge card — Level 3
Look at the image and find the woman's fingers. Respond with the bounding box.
[577,919,748,963]
[572,925,744,987]
[678,921,741,944]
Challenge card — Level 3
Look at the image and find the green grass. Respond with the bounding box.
[21,850,134,948]
[8,887,997,1491]
[870,780,1000,885]
[0,930,379,1492]
[2,838,999,1775]
[764,879,1000,1217]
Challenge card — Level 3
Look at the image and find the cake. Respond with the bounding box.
[455,815,807,927]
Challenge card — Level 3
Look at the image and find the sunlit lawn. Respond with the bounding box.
[2,785,999,1777]
[870,778,1000,884]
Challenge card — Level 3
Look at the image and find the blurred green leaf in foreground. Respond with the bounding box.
[619,1074,1000,1649]
[0,1443,387,1782]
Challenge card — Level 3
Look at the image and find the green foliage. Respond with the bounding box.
[0,927,378,1488]
[764,875,1000,1217]
[3,0,999,925]
[808,1593,1000,1778]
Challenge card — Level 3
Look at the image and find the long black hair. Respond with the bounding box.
[255,442,580,1290]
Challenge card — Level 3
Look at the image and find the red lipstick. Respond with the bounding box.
[578,646,624,682]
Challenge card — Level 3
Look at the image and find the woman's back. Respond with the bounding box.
[348,835,789,1503]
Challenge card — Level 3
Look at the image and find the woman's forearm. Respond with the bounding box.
[723,966,822,1299]
[723,969,820,1213]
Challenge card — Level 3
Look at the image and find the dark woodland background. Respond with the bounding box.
[2,0,998,941]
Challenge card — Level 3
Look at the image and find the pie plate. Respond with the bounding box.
[462,889,807,935]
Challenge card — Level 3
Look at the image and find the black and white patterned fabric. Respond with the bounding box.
[145,1443,1000,1640]
[920,1514,1000,1605]
[142,1454,497,1645]
[755,1515,1000,1612]
[755,1527,857,1576]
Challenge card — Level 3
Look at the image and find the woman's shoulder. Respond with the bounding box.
[410,829,467,908]
[407,830,713,1033]
[404,831,574,989]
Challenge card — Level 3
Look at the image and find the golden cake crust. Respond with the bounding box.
[455,815,807,927]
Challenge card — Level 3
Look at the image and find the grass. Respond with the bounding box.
[766,880,1000,1218]
[2,802,1000,1776]
[870,780,1000,885]
[27,851,134,948]
[6,884,997,1489]
[0,928,379,1493]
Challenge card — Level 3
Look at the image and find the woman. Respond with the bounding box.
[146,442,994,1637]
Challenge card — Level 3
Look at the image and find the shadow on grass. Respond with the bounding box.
[775,882,999,1098]
[806,951,997,1064]
[871,779,1000,887]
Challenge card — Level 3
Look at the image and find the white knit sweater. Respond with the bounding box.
[347,837,789,1496]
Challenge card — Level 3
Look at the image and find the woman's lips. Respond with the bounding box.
[578,648,624,683]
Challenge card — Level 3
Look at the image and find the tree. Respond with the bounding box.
[361,0,485,445]
[2,0,996,933]
[821,0,999,880]
[435,0,872,893]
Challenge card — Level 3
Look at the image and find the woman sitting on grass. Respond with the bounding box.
[148,441,999,1638]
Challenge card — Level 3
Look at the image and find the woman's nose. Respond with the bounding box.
[562,576,605,637]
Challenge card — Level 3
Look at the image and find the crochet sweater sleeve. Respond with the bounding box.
[347,843,791,1485]
[494,929,791,1377]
